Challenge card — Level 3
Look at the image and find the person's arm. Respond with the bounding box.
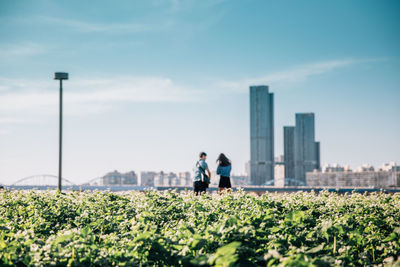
[203,162,211,179]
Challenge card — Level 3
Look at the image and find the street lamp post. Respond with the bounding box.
[54,72,69,192]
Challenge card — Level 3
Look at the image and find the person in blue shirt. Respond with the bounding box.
[216,153,232,193]
[193,152,211,195]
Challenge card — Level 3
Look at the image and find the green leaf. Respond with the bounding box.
[306,243,325,254]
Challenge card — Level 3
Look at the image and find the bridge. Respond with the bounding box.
[3,174,149,191]
[11,174,77,186]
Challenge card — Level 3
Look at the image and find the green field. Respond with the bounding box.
[0,190,399,266]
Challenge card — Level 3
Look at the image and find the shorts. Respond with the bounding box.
[218,176,231,188]
[193,181,207,194]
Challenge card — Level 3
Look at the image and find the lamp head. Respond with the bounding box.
[54,72,69,80]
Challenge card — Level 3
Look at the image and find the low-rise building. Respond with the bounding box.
[306,169,400,188]
[323,164,346,173]
[274,164,285,187]
[102,170,138,186]
[378,162,399,172]
[355,164,375,172]
[177,172,191,186]
[154,171,191,186]
[231,175,249,186]
[140,171,157,187]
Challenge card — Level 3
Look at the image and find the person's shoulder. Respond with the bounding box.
[221,164,232,171]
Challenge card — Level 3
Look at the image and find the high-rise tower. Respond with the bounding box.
[315,141,321,171]
[283,126,295,183]
[294,113,319,183]
[250,85,274,185]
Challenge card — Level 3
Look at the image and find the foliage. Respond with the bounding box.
[0,190,399,266]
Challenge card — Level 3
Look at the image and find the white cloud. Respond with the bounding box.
[217,58,367,91]
[0,76,201,117]
[0,43,45,58]
[37,16,173,34]
[0,58,378,125]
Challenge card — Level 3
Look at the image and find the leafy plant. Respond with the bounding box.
[0,190,399,266]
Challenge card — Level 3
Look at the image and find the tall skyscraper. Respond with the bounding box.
[294,113,319,183]
[315,141,321,171]
[283,126,295,182]
[250,85,274,185]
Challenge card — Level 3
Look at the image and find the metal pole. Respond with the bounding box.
[58,79,63,191]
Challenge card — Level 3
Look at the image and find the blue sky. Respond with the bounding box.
[0,0,399,184]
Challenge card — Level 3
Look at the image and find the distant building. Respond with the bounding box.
[169,173,177,186]
[274,155,284,163]
[355,164,375,172]
[210,171,219,186]
[250,85,274,185]
[274,164,285,187]
[245,161,251,177]
[154,171,192,186]
[231,175,249,186]
[154,171,164,186]
[343,165,352,172]
[294,113,320,184]
[315,141,320,171]
[392,166,400,172]
[154,171,175,186]
[306,170,400,188]
[140,171,157,187]
[283,126,295,182]
[102,170,138,185]
[177,172,191,186]
[323,164,347,173]
[378,162,399,172]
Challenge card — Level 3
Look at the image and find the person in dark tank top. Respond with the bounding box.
[216,153,232,193]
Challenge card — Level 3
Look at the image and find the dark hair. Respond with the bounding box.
[216,153,231,167]
[199,152,207,158]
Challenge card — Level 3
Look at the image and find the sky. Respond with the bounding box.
[0,0,399,185]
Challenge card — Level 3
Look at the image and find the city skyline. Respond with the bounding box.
[0,0,399,184]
